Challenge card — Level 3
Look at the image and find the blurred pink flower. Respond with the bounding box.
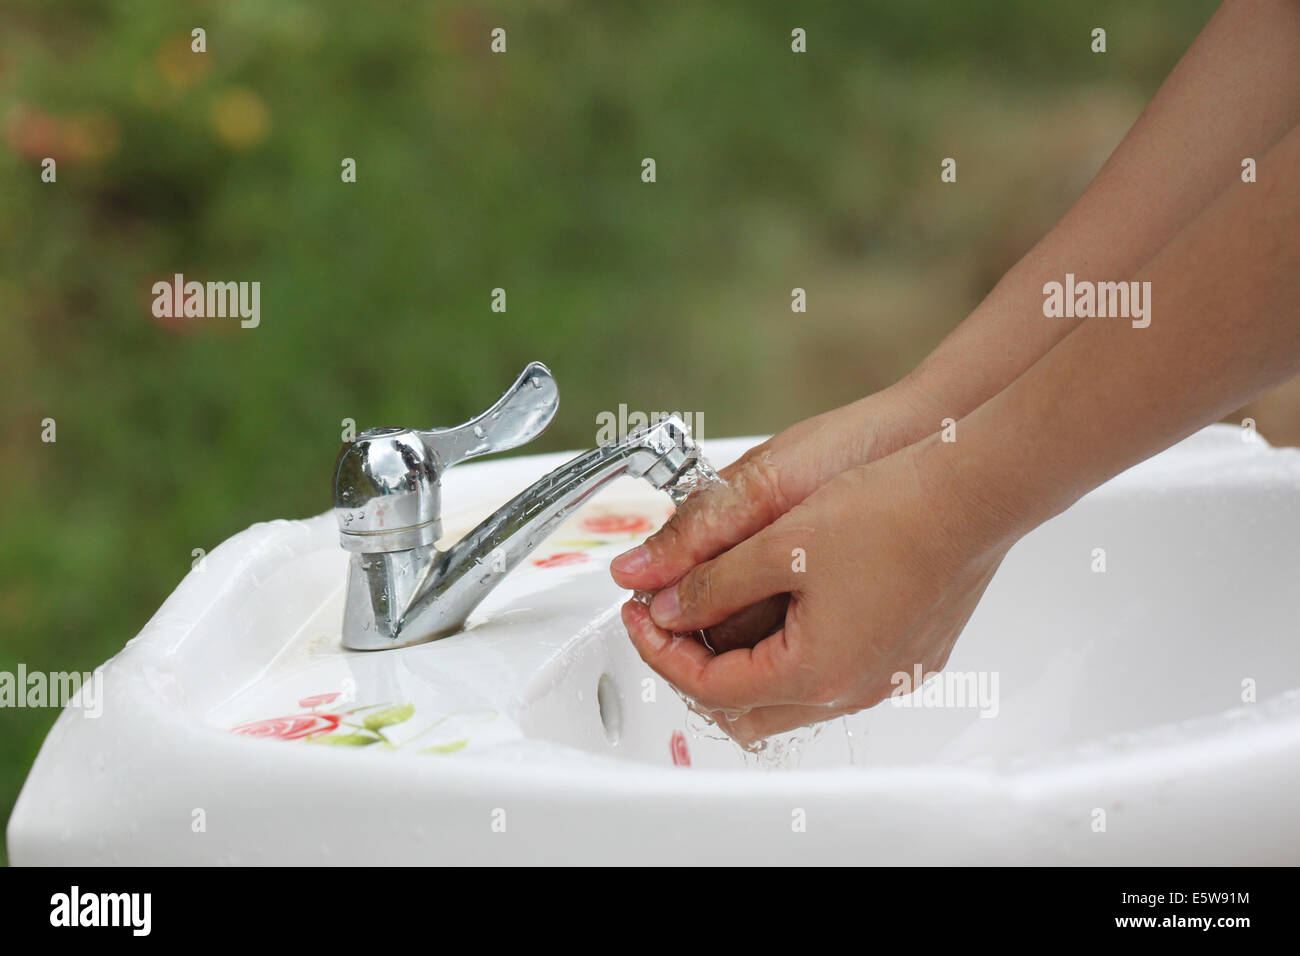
[232,713,341,741]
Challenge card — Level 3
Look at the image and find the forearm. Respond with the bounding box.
[949,121,1300,541]
[898,0,1300,424]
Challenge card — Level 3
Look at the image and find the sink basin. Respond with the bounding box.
[9,425,1300,864]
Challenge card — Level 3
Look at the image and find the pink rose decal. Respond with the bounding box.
[581,514,654,535]
[232,713,341,741]
[533,551,589,569]
[670,730,691,767]
[298,692,341,709]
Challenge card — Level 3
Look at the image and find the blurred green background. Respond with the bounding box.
[5,0,1280,863]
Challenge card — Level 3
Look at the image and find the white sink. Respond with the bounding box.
[9,425,1300,864]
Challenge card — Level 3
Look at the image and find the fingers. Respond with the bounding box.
[702,594,789,654]
[712,703,850,748]
[621,601,804,710]
[609,448,790,591]
[647,521,794,631]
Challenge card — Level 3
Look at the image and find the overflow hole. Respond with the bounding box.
[596,674,622,745]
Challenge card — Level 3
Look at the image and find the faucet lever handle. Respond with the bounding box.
[419,361,559,468]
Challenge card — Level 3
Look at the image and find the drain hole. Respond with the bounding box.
[596,674,622,745]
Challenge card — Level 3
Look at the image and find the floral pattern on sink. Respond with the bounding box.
[231,692,496,754]
[527,508,668,569]
[228,509,673,754]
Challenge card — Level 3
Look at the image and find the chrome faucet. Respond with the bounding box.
[333,362,703,650]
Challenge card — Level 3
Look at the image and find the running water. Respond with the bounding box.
[632,452,836,768]
[631,453,728,650]
[842,713,868,766]
[630,450,869,770]
[662,455,724,508]
[743,722,825,769]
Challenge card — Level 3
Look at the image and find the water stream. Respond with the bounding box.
[632,452,863,769]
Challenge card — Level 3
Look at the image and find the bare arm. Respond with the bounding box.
[613,0,1300,660]
[950,120,1300,538]
[621,120,1300,742]
[900,0,1300,425]
[613,0,1300,602]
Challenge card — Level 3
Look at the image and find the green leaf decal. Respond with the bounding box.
[422,739,469,754]
[310,733,381,746]
[363,704,415,730]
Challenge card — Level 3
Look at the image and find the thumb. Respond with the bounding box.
[610,449,792,590]
[648,518,796,632]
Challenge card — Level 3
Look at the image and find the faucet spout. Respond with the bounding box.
[340,413,702,651]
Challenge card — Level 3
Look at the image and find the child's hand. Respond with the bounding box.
[610,384,939,595]
[619,438,1018,745]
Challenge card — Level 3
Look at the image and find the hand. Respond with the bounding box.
[610,382,942,600]
[619,437,1019,745]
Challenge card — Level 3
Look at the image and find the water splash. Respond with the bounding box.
[842,714,868,766]
[663,455,724,508]
[631,449,729,652]
[633,450,822,769]
[740,722,826,770]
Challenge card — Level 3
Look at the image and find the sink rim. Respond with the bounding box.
[10,424,1300,865]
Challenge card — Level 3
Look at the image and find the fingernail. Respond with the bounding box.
[611,545,651,575]
[621,601,667,650]
[650,587,680,626]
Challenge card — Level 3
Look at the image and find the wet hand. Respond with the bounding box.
[609,384,941,595]
[619,438,1018,745]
